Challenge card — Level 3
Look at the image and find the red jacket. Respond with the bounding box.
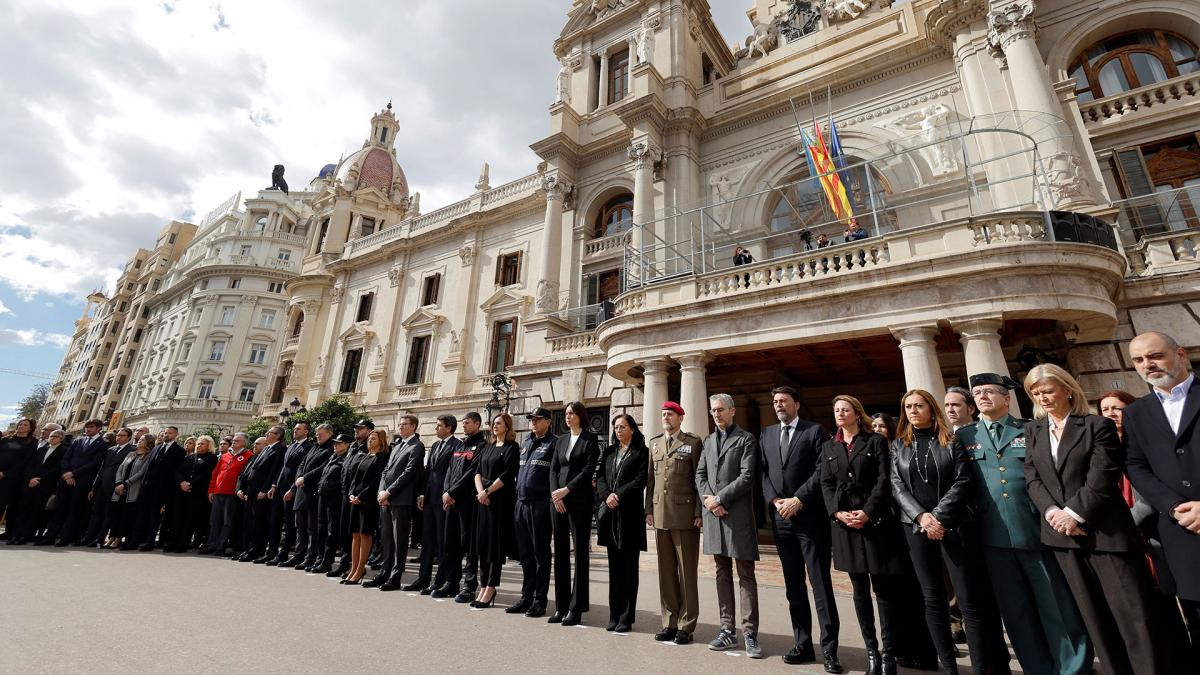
[209,449,253,495]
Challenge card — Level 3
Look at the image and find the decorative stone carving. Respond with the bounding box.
[475,162,490,192]
[877,104,959,176]
[535,278,560,315]
[204,295,220,306]
[542,174,571,201]
[407,191,420,216]
[628,140,656,167]
[821,0,872,23]
[315,355,326,379]
[635,21,655,65]
[567,52,584,71]
[778,1,822,42]
[987,0,1035,64]
[1045,152,1092,203]
[555,59,572,104]
[373,342,387,369]
[458,243,477,267]
[330,284,344,304]
[450,328,465,353]
[735,21,781,62]
[590,0,624,20]
[240,295,259,307]
[388,264,404,287]
[706,164,754,227]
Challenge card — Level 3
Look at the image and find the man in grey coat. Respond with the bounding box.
[696,393,763,659]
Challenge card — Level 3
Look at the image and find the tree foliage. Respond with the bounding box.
[19,383,51,420]
[244,395,367,444]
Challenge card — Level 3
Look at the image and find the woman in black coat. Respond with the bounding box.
[549,401,599,625]
[1024,365,1182,674]
[890,388,1008,675]
[344,429,387,585]
[0,418,37,539]
[471,413,520,609]
[166,435,217,552]
[821,395,907,675]
[596,414,648,633]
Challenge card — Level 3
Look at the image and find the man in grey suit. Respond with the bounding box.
[696,393,763,659]
[368,414,424,591]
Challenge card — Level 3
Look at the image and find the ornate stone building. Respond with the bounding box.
[261,0,1200,442]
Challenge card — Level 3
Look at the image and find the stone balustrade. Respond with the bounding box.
[1128,230,1200,277]
[547,331,599,354]
[584,230,630,259]
[697,240,891,299]
[1079,73,1200,126]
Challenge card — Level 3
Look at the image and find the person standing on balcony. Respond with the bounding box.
[733,245,754,286]
[956,373,1089,675]
[759,386,843,672]
[646,402,704,646]
[549,401,599,626]
[844,219,868,243]
[698,393,764,659]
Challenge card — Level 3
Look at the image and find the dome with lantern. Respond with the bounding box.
[331,102,410,204]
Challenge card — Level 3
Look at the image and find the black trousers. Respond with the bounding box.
[0,479,20,536]
[552,503,591,614]
[276,499,297,559]
[294,505,318,564]
[1181,598,1200,660]
[441,502,478,592]
[1054,548,1180,675]
[417,498,447,586]
[318,491,345,566]
[514,500,552,605]
[83,486,115,542]
[46,478,91,543]
[242,496,271,555]
[479,558,504,587]
[772,515,840,654]
[904,527,1009,672]
[168,490,211,549]
[848,572,899,653]
[606,546,640,626]
[264,495,284,556]
[890,558,939,665]
[379,504,414,582]
[101,497,124,540]
[134,486,170,547]
[15,482,53,539]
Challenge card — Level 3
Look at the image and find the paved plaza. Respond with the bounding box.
[0,536,1007,674]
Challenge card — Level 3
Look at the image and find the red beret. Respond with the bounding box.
[661,401,685,415]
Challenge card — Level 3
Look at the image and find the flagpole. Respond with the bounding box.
[807,89,830,221]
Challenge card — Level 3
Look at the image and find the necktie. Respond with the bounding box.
[989,421,1002,445]
[780,425,792,463]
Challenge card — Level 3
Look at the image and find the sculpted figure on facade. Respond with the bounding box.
[458,242,476,267]
[1046,152,1092,203]
[777,0,823,42]
[880,103,959,176]
[330,284,344,304]
[556,60,572,104]
[475,162,491,192]
[388,264,404,288]
[408,191,420,216]
[449,328,465,353]
[635,21,655,65]
[535,278,560,315]
[822,0,872,23]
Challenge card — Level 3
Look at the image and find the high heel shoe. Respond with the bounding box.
[341,577,361,586]
[469,595,495,609]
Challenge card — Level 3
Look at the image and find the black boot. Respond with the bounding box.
[866,650,882,675]
[881,650,897,675]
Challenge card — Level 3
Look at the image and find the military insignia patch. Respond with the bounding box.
[1011,438,1026,448]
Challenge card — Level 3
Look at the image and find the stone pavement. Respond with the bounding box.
[1,533,1010,674]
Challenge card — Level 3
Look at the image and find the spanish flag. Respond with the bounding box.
[803,125,855,223]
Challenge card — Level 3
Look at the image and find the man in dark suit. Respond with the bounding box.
[316,432,351,575]
[133,425,186,551]
[758,386,841,671]
[1126,331,1200,652]
[412,414,459,593]
[368,415,424,591]
[42,419,109,545]
[272,421,314,566]
[236,431,285,561]
[290,423,332,571]
[433,412,485,602]
[250,426,289,563]
[82,427,133,546]
[9,429,67,545]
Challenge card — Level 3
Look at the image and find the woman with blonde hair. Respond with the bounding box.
[343,429,387,585]
[167,435,218,552]
[1023,364,1181,673]
[471,413,520,609]
[183,436,197,455]
[890,389,1009,674]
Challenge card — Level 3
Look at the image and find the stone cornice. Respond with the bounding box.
[923,0,988,51]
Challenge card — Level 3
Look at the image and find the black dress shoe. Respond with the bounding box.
[138,543,155,552]
[823,651,844,674]
[419,586,433,595]
[401,581,427,591]
[783,647,816,665]
[547,611,565,624]
[53,539,68,547]
[881,652,897,675]
[341,578,361,586]
[430,586,453,599]
[654,628,678,642]
[505,600,532,614]
[295,560,310,570]
[264,559,279,566]
[606,621,618,631]
[454,592,474,604]
[866,649,882,675]
[79,538,98,547]
[614,623,632,633]
[379,581,402,591]
[362,576,386,588]
[524,604,546,618]
[7,537,26,545]
[673,631,693,645]
[312,563,332,574]
[561,612,582,627]
[253,555,272,564]
[280,556,301,567]
[327,567,347,578]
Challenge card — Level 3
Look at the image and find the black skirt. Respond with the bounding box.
[350,500,379,534]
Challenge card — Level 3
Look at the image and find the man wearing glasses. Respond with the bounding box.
[954,373,1089,675]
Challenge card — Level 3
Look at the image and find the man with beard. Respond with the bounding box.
[431,412,484,602]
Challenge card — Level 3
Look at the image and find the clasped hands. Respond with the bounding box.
[836,510,870,530]
[702,494,727,518]
[1046,508,1086,536]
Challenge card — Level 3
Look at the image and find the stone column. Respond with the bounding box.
[640,357,672,440]
[676,351,711,438]
[627,36,637,91]
[892,325,947,402]
[630,140,657,283]
[597,52,609,110]
[955,317,1025,417]
[535,175,567,315]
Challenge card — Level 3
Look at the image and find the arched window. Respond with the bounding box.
[594,193,633,238]
[765,160,891,257]
[1069,30,1198,102]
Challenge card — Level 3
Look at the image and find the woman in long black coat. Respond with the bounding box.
[596,414,648,633]
[821,395,907,675]
[0,418,37,539]
[471,413,519,609]
[344,429,387,585]
[167,435,217,552]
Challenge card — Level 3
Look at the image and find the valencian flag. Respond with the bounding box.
[802,123,855,223]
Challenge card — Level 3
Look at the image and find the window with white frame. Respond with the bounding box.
[229,278,241,289]
[240,244,252,256]
[248,343,268,365]
[180,341,192,361]
[208,340,226,361]
[277,249,291,261]
[259,309,276,328]
[219,306,236,325]
[238,381,258,402]
[198,379,215,399]
[268,281,285,293]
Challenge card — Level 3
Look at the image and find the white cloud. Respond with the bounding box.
[0,327,72,348]
[0,299,10,315]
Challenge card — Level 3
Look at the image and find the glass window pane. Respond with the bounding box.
[1098,59,1131,94]
[1167,35,1197,61]
[1129,52,1169,86]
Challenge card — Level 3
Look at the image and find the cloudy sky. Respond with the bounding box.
[0,0,751,424]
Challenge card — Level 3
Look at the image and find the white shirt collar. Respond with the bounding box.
[1154,373,1194,402]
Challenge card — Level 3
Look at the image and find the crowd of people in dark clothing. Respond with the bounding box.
[2,330,1199,674]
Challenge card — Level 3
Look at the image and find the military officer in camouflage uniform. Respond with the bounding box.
[955,372,1090,675]
[645,401,704,646]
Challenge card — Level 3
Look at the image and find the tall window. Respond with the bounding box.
[198,379,215,399]
[248,343,268,365]
[356,292,375,322]
[495,252,522,286]
[268,281,285,293]
[208,340,226,361]
[406,335,431,385]
[259,309,276,329]
[594,193,633,238]
[339,348,363,393]
[219,305,236,325]
[238,381,258,402]
[421,274,442,306]
[190,309,201,326]
[1069,30,1199,102]
[253,215,267,232]
[277,249,291,261]
[291,312,305,338]
[180,341,192,361]
[489,319,517,373]
[609,49,630,104]
[1112,133,1200,237]
[315,218,330,253]
[360,217,376,238]
[229,278,241,289]
[240,244,252,256]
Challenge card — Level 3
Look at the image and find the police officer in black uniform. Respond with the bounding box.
[290,423,332,571]
[335,420,373,578]
[507,408,557,618]
[432,412,485,602]
[272,421,315,566]
[316,433,352,575]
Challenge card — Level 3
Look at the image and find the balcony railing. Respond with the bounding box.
[584,230,630,258]
[1078,73,1200,126]
[549,303,610,332]
[547,331,599,354]
[1111,185,1200,245]
[1128,230,1200,277]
